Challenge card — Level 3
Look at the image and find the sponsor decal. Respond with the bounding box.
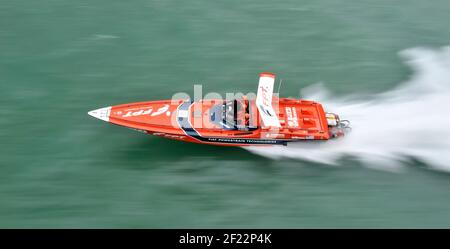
[292,136,315,140]
[256,74,281,127]
[265,133,285,138]
[153,132,185,139]
[206,137,280,144]
[151,105,169,116]
[122,105,169,118]
[130,128,147,133]
[259,85,271,106]
[258,104,274,117]
[285,107,299,127]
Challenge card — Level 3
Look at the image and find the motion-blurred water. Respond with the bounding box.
[1,0,450,228]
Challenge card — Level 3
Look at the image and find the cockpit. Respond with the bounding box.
[209,96,257,131]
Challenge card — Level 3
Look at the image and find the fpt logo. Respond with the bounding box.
[122,104,170,118]
[259,86,270,106]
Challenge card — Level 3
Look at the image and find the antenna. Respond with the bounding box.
[277,78,283,95]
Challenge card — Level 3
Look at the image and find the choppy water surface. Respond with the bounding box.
[1,0,450,228]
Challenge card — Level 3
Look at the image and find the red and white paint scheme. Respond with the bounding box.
[88,72,350,146]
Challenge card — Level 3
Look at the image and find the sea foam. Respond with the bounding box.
[245,46,450,172]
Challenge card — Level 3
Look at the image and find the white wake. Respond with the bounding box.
[245,46,450,172]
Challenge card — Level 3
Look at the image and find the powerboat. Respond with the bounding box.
[88,72,350,146]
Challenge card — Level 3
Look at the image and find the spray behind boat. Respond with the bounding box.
[276,77,351,139]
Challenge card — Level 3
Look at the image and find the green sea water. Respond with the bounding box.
[1,0,450,228]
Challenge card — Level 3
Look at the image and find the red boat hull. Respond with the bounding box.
[89,98,331,146]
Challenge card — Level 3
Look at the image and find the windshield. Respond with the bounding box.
[209,99,248,130]
[222,99,243,129]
